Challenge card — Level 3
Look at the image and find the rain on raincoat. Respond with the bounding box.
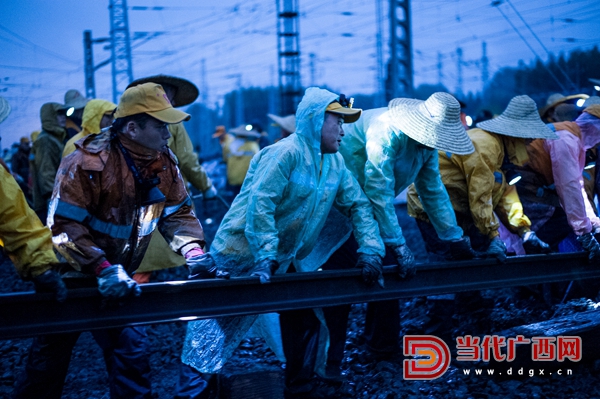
[48,130,205,275]
[182,87,385,373]
[524,111,600,236]
[407,128,532,239]
[0,166,58,279]
[62,99,116,157]
[31,103,66,214]
[225,136,259,186]
[338,107,463,248]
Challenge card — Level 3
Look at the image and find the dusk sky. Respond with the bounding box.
[1,0,599,148]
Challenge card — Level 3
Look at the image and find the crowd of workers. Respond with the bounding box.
[1,73,600,399]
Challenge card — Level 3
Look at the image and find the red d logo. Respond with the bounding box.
[403,335,451,380]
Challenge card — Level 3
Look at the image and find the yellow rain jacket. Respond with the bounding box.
[225,136,260,186]
[63,99,116,157]
[0,166,57,279]
[407,128,532,239]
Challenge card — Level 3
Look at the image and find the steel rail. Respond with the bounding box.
[1,252,598,340]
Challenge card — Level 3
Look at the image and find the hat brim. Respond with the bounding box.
[267,113,296,133]
[540,94,589,118]
[0,97,11,124]
[477,116,558,140]
[388,98,475,155]
[146,107,190,124]
[127,75,199,107]
[326,108,362,123]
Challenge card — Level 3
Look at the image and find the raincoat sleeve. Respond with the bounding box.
[0,167,57,279]
[168,123,213,192]
[362,134,406,247]
[35,135,63,201]
[50,158,108,273]
[495,184,531,235]
[245,150,294,263]
[450,148,499,238]
[158,164,206,253]
[333,167,386,257]
[546,131,594,235]
[414,151,463,241]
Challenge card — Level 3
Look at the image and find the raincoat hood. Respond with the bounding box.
[295,87,339,153]
[81,99,116,135]
[40,102,66,138]
[577,109,600,151]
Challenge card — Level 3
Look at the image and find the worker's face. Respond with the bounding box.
[320,112,344,154]
[126,118,171,152]
[100,113,114,129]
[56,113,67,127]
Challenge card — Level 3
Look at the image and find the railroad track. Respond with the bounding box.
[1,252,598,340]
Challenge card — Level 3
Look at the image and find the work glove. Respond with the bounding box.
[484,236,507,263]
[250,258,279,284]
[521,231,551,254]
[186,252,230,280]
[97,264,141,299]
[447,236,477,261]
[356,253,384,288]
[203,185,218,200]
[577,232,600,263]
[32,269,68,303]
[391,244,416,279]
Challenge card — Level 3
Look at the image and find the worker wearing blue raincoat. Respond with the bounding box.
[181,87,386,397]
[308,92,478,378]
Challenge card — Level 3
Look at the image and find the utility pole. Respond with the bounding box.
[83,30,111,99]
[109,0,134,103]
[200,59,208,104]
[437,52,443,86]
[309,53,316,87]
[481,41,489,89]
[375,0,385,106]
[235,75,244,126]
[276,0,301,115]
[456,47,463,97]
[387,0,413,100]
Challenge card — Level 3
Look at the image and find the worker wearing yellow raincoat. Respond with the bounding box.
[407,95,557,259]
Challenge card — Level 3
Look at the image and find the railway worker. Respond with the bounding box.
[123,75,218,284]
[406,95,556,260]
[14,83,218,399]
[180,87,386,399]
[30,102,68,223]
[517,104,600,261]
[0,96,67,303]
[62,99,116,157]
[314,92,479,380]
[63,89,90,140]
[224,123,261,198]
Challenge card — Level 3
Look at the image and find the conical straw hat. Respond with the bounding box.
[267,113,296,134]
[388,92,474,155]
[477,95,557,139]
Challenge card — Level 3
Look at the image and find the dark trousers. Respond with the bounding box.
[14,326,152,399]
[322,235,400,368]
[279,308,321,394]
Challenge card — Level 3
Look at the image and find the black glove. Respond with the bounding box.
[356,254,384,288]
[250,259,279,284]
[522,231,551,254]
[187,253,230,280]
[391,244,416,279]
[577,232,600,263]
[447,236,477,261]
[97,264,141,299]
[32,270,68,303]
[484,236,507,263]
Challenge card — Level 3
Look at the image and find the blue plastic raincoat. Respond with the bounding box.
[182,87,385,373]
